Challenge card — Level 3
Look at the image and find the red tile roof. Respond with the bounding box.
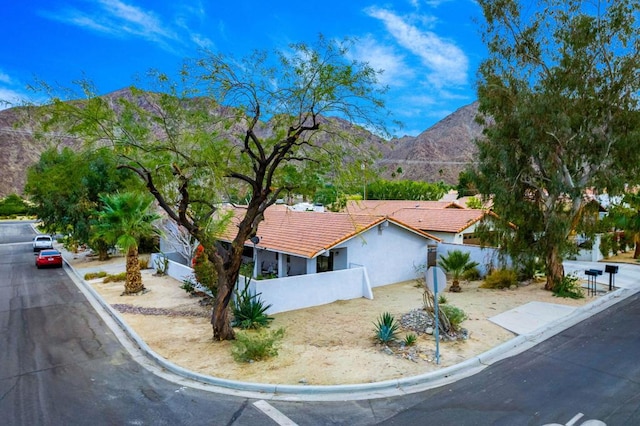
[218,207,439,258]
[345,199,462,216]
[390,208,488,233]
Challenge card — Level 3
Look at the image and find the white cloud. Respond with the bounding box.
[0,71,12,85]
[350,36,413,86]
[191,33,214,50]
[365,7,468,88]
[0,86,33,110]
[40,0,196,52]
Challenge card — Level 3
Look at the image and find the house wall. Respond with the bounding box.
[427,231,460,244]
[332,247,348,270]
[436,243,509,277]
[248,267,373,314]
[337,223,431,287]
[150,252,193,283]
[572,234,604,262]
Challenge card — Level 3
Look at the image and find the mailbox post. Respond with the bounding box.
[604,265,619,291]
[585,269,603,296]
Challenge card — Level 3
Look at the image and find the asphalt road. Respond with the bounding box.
[0,222,270,426]
[2,220,639,425]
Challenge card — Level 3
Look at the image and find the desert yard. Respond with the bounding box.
[64,250,608,386]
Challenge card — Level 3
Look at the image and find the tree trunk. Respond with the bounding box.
[98,249,109,261]
[545,246,564,291]
[124,246,144,294]
[211,270,237,340]
[634,234,640,259]
[449,278,462,292]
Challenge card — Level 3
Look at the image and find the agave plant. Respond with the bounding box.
[374,312,400,343]
[232,280,273,329]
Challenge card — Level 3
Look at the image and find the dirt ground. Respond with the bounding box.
[62,250,617,386]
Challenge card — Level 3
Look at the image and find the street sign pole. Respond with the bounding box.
[433,267,440,365]
[426,266,446,365]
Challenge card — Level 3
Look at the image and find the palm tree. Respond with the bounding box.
[97,192,160,294]
[438,250,479,293]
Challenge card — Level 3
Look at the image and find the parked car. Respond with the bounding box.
[35,250,63,269]
[33,235,54,252]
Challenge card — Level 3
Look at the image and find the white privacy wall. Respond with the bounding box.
[339,223,432,287]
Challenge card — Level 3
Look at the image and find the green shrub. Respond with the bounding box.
[438,294,448,304]
[181,277,196,294]
[553,274,585,299]
[231,327,286,362]
[0,194,29,216]
[138,255,150,270]
[480,269,518,289]
[192,249,217,296]
[403,333,417,346]
[440,304,467,331]
[154,253,169,275]
[103,272,127,283]
[239,262,254,278]
[374,312,400,343]
[84,271,107,280]
[232,281,273,329]
[462,267,481,281]
[517,256,545,281]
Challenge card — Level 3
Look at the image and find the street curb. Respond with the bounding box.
[62,257,640,401]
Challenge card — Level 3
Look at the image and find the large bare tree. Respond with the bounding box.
[35,36,390,340]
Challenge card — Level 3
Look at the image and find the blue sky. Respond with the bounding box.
[2,0,485,137]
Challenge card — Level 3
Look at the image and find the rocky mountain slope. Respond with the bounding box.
[0,94,482,198]
[381,101,482,183]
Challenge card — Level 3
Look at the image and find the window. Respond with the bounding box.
[316,252,334,273]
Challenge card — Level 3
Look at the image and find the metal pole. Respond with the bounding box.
[433,267,440,365]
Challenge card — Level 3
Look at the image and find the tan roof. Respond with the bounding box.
[344,199,462,216]
[219,207,438,258]
[390,208,488,233]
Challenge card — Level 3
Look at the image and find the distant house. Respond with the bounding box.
[344,199,491,244]
[345,199,463,215]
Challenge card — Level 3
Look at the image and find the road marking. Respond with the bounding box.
[566,413,584,426]
[542,412,607,426]
[253,400,298,426]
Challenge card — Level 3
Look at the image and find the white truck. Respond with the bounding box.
[33,235,54,252]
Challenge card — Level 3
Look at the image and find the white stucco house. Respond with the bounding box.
[218,206,441,288]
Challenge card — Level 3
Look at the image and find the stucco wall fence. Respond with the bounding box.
[151,252,373,314]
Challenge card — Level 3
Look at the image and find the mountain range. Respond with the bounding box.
[0,93,482,198]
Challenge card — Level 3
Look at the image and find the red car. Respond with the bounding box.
[35,250,63,269]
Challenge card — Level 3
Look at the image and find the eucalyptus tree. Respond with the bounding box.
[34,36,390,340]
[475,0,640,290]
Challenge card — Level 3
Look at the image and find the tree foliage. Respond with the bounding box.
[24,147,137,253]
[32,36,390,340]
[475,0,640,290]
[0,194,29,216]
[365,179,450,201]
[604,193,640,259]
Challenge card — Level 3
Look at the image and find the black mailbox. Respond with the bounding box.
[585,269,602,296]
[605,264,619,291]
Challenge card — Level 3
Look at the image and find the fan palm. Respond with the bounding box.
[438,250,479,292]
[96,192,160,294]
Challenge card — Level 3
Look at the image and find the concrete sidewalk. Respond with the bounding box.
[58,246,640,401]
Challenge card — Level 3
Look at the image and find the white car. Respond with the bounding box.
[33,235,54,252]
